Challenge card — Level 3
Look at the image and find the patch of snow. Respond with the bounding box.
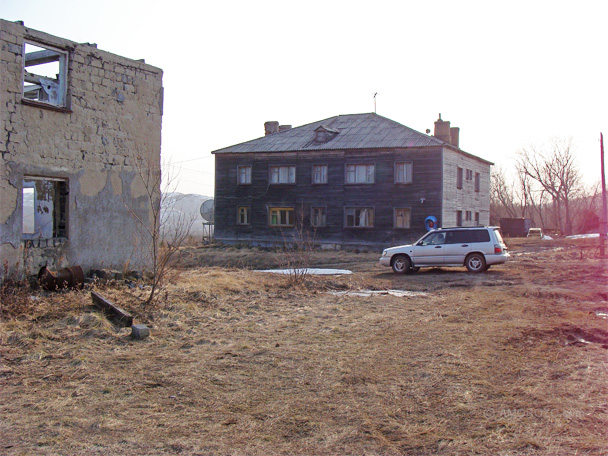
[258,268,353,275]
[328,289,428,298]
[566,233,600,239]
[542,235,553,240]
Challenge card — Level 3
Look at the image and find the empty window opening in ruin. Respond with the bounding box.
[23,42,68,107]
[22,177,68,239]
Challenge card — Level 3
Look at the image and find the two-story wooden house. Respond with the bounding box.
[212,113,491,247]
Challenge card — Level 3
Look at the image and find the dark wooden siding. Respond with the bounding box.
[214,147,444,246]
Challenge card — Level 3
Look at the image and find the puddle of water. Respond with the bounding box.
[257,268,352,275]
[595,311,608,320]
[328,289,428,298]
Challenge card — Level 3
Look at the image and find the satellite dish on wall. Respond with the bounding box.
[200,199,215,223]
[425,215,438,231]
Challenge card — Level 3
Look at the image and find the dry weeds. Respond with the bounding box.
[1,238,607,455]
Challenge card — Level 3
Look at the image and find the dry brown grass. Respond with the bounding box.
[1,238,607,455]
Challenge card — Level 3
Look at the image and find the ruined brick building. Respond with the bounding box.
[0,19,163,280]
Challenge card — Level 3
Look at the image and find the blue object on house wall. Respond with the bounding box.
[425,215,438,231]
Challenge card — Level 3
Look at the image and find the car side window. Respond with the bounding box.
[471,230,490,243]
[446,231,471,244]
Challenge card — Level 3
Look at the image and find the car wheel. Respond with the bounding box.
[465,253,486,273]
[391,255,411,274]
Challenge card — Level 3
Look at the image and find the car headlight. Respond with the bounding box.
[382,250,388,257]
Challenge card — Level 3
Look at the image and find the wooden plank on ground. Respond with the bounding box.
[91,291,133,327]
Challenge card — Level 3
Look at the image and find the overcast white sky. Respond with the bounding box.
[2,0,607,197]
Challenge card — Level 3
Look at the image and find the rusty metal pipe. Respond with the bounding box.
[38,265,84,290]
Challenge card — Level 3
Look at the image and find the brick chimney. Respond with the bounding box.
[264,121,279,136]
[433,114,460,148]
[450,127,459,148]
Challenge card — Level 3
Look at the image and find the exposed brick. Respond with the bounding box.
[1,18,163,281]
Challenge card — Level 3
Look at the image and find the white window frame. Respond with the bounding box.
[312,164,328,184]
[269,165,296,184]
[237,165,252,185]
[394,162,413,184]
[344,207,374,228]
[394,208,412,229]
[345,164,375,184]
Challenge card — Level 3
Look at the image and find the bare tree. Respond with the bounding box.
[490,166,518,222]
[517,138,582,235]
[125,157,195,304]
[490,166,537,222]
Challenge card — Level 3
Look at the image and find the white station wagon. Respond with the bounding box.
[379,226,509,274]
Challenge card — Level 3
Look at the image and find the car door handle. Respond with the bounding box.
[435,246,442,249]
[461,244,469,247]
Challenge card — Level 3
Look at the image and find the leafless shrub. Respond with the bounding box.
[124,156,196,305]
[276,210,317,286]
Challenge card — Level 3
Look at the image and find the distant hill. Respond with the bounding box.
[161,192,213,238]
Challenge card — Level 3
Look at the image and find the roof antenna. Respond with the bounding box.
[373,92,378,114]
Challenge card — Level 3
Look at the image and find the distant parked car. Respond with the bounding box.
[379,226,510,274]
[527,227,543,238]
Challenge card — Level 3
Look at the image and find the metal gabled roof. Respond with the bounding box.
[212,113,447,154]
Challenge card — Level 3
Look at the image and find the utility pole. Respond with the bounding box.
[373,92,378,114]
[600,133,607,258]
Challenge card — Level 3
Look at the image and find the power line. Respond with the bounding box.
[169,155,214,164]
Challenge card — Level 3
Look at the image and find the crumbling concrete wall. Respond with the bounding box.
[0,19,163,280]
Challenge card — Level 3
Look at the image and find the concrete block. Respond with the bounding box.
[7,43,21,55]
[131,324,150,340]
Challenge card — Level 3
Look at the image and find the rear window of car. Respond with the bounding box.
[493,228,505,244]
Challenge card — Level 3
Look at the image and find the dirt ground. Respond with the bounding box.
[1,238,607,455]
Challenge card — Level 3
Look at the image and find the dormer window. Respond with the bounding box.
[313,125,339,144]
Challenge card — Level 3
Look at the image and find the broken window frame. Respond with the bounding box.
[22,176,68,240]
[22,41,69,109]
